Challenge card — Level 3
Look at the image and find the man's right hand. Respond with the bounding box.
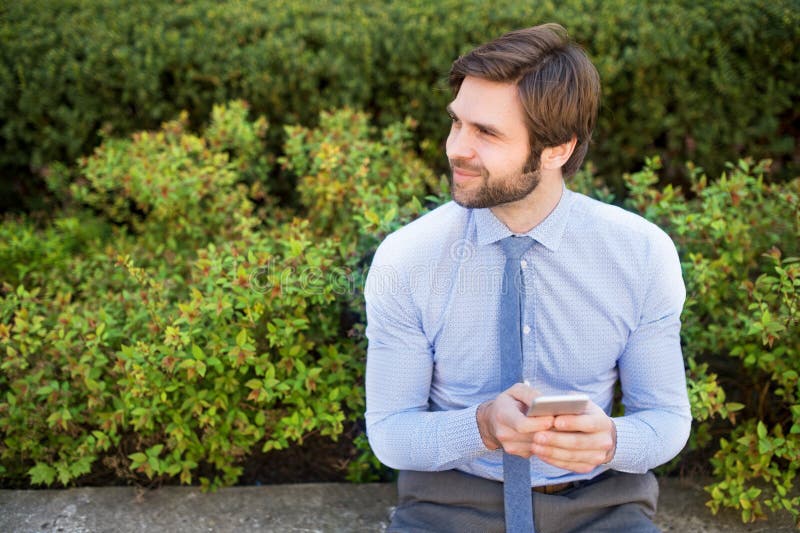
[476,383,555,457]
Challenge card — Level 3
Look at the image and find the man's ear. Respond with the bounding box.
[540,136,577,171]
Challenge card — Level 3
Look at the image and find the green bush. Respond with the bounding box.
[2,97,798,522]
[284,109,441,255]
[0,102,431,488]
[1,0,797,210]
[623,158,799,523]
[68,101,269,254]
[0,213,111,286]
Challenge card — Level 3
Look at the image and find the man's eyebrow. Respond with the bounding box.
[446,104,504,138]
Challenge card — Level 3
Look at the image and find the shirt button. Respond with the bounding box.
[523,325,531,335]
[520,259,528,268]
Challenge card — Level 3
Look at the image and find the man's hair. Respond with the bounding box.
[449,23,600,179]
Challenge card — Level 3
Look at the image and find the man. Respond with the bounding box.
[364,23,690,533]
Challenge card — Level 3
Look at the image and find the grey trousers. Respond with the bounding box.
[389,469,660,533]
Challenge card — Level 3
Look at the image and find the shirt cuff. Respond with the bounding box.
[605,416,648,473]
[436,404,488,467]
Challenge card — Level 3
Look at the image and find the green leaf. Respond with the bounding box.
[56,462,72,486]
[70,455,94,478]
[236,329,248,348]
[364,209,380,225]
[245,379,262,390]
[192,344,206,361]
[726,402,745,412]
[383,207,397,224]
[28,463,56,486]
[129,452,147,467]
[147,444,164,457]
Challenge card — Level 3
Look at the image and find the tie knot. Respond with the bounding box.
[499,235,534,261]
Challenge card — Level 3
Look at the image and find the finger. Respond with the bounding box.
[531,441,610,466]
[535,455,599,474]
[533,429,614,452]
[496,390,553,434]
[494,428,536,457]
[502,441,535,458]
[506,382,540,407]
[552,404,609,433]
[495,419,546,447]
[515,414,555,434]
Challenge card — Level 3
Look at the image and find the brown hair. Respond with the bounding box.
[449,23,600,179]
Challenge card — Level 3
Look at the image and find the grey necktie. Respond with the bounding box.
[499,235,536,532]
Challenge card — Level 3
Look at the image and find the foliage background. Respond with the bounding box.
[0,0,798,525]
[1,0,798,209]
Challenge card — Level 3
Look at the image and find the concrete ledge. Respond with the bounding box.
[0,478,795,532]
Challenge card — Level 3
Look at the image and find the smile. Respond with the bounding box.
[452,167,482,184]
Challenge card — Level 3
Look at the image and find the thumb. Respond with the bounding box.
[506,382,540,411]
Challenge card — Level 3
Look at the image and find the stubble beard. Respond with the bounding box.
[449,157,541,209]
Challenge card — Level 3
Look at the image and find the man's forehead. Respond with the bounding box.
[449,77,525,127]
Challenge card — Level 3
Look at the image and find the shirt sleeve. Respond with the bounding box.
[364,238,488,471]
[607,229,692,473]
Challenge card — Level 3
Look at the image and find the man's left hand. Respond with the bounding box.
[529,402,616,473]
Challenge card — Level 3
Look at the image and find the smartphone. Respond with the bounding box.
[526,393,590,417]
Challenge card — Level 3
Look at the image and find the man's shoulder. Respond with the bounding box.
[569,191,673,246]
[374,201,469,264]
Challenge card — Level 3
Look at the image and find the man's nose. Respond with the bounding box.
[446,126,476,160]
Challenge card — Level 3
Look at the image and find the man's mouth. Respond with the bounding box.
[452,166,482,184]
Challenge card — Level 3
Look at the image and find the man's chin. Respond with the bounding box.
[452,190,493,209]
[452,187,536,210]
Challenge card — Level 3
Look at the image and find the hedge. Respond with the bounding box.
[573,160,799,522]
[1,0,798,210]
[0,101,432,489]
[1,101,798,523]
[638,160,798,522]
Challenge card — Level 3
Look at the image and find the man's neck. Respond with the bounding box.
[490,174,564,234]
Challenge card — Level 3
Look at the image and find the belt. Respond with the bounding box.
[532,481,576,494]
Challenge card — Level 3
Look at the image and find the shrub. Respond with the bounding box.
[1,0,798,210]
[2,98,799,523]
[283,109,441,260]
[0,222,364,488]
[0,213,111,286]
[624,157,799,523]
[0,102,432,488]
[71,101,264,243]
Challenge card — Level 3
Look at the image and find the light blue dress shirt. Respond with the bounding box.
[364,186,691,485]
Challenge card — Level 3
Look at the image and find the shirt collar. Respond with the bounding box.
[473,185,574,252]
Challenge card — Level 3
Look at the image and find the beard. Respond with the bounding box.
[448,155,541,209]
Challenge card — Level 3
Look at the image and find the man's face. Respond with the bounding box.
[446,76,539,209]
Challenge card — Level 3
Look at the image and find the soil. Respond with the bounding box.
[236,426,361,486]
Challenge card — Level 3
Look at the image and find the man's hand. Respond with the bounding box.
[530,402,617,473]
[476,383,555,457]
